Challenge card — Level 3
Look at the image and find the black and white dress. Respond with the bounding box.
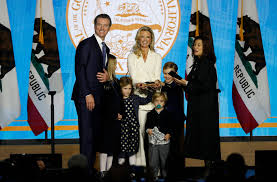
[120,97,140,157]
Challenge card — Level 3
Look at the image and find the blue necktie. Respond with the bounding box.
[102,42,106,67]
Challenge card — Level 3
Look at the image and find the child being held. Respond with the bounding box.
[99,54,121,177]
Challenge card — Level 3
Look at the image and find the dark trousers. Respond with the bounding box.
[74,99,101,174]
[148,143,170,178]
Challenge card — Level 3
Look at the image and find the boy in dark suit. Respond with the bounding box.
[160,62,186,180]
[145,92,173,180]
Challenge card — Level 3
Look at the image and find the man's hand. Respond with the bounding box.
[97,69,109,82]
[85,94,95,111]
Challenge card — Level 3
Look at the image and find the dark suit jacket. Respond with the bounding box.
[161,82,186,127]
[145,109,173,136]
[71,35,110,103]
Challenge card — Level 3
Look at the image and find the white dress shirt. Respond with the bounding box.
[127,50,162,110]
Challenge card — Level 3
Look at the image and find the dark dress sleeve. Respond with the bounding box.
[185,58,217,95]
[102,79,121,120]
[111,80,122,119]
[136,90,154,105]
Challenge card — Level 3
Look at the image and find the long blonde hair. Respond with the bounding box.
[132,26,155,58]
[107,54,117,80]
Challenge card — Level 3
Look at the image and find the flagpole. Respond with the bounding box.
[239,0,244,41]
[44,130,48,142]
[196,0,199,36]
[48,91,56,154]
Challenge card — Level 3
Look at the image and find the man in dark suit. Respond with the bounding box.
[71,14,112,174]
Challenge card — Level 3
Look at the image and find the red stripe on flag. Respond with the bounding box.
[232,82,258,133]
[27,95,48,136]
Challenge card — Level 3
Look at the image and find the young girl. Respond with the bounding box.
[118,76,153,169]
[99,54,121,177]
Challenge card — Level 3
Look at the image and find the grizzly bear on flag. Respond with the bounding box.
[0,23,15,80]
[32,18,60,78]
[237,15,266,75]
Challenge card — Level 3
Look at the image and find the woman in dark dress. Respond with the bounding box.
[175,36,221,166]
[99,54,121,175]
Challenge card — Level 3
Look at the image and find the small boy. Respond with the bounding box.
[161,62,186,176]
[145,92,173,180]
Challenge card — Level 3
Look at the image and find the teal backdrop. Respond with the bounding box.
[1,0,277,139]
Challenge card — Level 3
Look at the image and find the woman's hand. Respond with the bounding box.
[152,80,162,89]
[158,80,165,87]
[136,83,147,89]
[174,78,188,86]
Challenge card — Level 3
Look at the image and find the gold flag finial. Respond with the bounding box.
[196,0,199,37]
[39,0,44,44]
[239,0,244,41]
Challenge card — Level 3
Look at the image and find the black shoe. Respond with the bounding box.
[204,160,215,168]
[130,172,136,180]
[100,171,108,178]
[154,176,159,182]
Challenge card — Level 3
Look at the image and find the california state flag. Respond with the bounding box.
[0,0,21,129]
[27,0,64,135]
[185,0,217,97]
[232,0,271,134]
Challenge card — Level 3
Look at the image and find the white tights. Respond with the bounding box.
[118,154,136,166]
[99,153,113,172]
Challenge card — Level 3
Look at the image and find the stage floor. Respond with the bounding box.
[1,141,277,168]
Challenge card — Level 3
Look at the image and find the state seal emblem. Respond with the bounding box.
[67,0,180,75]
